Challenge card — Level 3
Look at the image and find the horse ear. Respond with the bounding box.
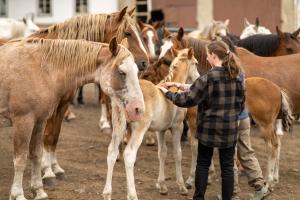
[137,19,145,30]
[120,38,129,48]
[109,37,120,56]
[118,6,128,22]
[153,21,162,30]
[177,27,184,41]
[163,27,171,38]
[255,17,260,27]
[244,18,250,27]
[188,48,194,59]
[128,7,135,17]
[224,19,230,27]
[276,26,285,40]
[292,27,300,38]
[171,47,178,57]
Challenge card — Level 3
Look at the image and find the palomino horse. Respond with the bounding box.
[240,17,271,39]
[0,15,39,39]
[28,7,149,185]
[235,26,300,56]
[102,48,199,200]
[0,38,144,200]
[143,51,293,190]
[188,19,230,40]
[159,29,296,187]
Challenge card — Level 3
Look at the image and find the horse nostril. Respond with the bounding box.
[135,107,141,115]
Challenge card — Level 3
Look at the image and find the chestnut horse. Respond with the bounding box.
[159,29,296,187]
[0,38,144,200]
[143,52,293,190]
[27,7,149,185]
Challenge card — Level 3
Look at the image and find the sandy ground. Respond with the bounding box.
[0,83,299,200]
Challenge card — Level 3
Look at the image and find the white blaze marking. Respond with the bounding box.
[146,30,156,58]
[159,40,173,58]
[132,26,148,56]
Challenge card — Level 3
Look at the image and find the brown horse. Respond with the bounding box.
[235,26,300,56]
[143,52,293,190]
[158,30,297,187]
[0,38,144,200]
[27,7,149,185]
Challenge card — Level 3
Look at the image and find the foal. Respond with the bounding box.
[102,48,199,200]
[0,38,144,200]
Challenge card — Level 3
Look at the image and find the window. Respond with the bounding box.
[38,0,52,16]
[75,0,88,14]
[0,0,7,17]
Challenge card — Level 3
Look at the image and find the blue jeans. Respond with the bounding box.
[193,143,236,200]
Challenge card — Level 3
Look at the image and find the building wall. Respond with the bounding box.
[7,0,119,25]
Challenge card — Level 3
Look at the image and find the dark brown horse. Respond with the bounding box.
[235,26,300,56]
[28,7,149,186]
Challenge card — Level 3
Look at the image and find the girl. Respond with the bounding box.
[158,41,245,200]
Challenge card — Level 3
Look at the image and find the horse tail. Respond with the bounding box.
[280,90,294,133]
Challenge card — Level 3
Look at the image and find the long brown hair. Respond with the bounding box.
[207,40,242,79]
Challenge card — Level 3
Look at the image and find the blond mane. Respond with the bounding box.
[30,13,136,43]
[26,39,102,77]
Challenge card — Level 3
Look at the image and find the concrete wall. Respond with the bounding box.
[281,0,298,31]
[196,0,213,30]
[6,0,118,25]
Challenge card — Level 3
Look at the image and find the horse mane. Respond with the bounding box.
[30,13,135,42]
[235,33,297,56]
[182,37,212,74]
[26,38,102,75]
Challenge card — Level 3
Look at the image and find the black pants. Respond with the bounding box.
[193,143,236,200]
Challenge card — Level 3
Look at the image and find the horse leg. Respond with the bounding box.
[123,122,149,200]
[77,86,84,105]
[42,103,68,185]
[156,131,168,195]
[10,115,35,200]
[262,124,276,188]
[98,92,111,131]
[186,129,198,189]
[145,131,156,146]
[29,121,48,200]
[273,135,282,183]
[102,103,127,200]
[172,123,188,195]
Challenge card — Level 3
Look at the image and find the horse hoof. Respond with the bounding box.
[145,139,156,146]
[55,172,65,181]
[185,182,193,189]
[42,177,56,187]
[102,193,111,200]
[11,195,27,200]
[179,186,188,195]
[156,183,168,195]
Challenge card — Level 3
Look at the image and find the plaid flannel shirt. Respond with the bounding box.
[165,67,245,148]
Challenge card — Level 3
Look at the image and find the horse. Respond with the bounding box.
[0,15,39,39]
[27,7,150,186]
[0,38,144,200]
[235,26,300,56]
[102,48,199,200]
[138,20,161,59]
[240,17,271,39]
[188,19,230,40]
[159,29,296,187]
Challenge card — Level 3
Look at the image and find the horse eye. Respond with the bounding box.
[119,70,126,77]
[124,32,131,37]
[286,48,293,54]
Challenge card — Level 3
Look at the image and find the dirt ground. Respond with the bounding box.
[1,84,299,200]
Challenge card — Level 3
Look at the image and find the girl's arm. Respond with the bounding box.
[161,75,208,108]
